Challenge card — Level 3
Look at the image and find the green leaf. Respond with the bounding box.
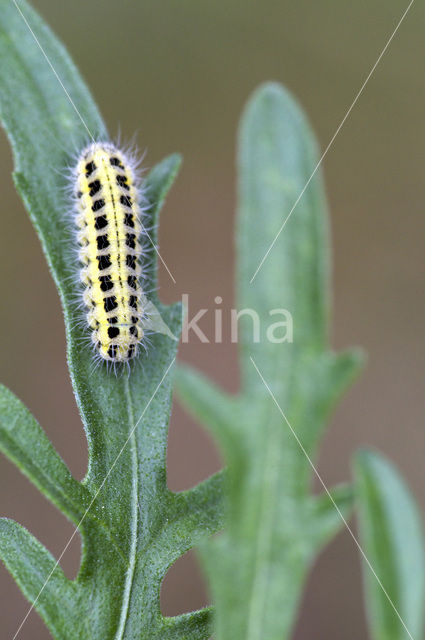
[237,83,330,393]
[354,450,425,640]
[311,484,354,548]
[0,2,222,638]
[175,365,241,455]
[175,82,364,640]
[0,384,87,523]
[0,519,77,639]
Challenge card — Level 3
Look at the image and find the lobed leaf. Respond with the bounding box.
[0,1,222,638]
[176,82,364,639]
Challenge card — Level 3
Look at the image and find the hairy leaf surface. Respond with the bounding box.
[0,2,223,638]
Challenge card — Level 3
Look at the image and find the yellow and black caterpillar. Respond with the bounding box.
[74,142,144,363]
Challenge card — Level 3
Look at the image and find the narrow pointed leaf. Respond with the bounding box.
[0,518,77,638]
[310,484,353,548]
[355,450,425,640]
[143,153,182,288]
[171,471,225,549]
[0,384,87,522]
[162,609,213,640]
[175,364,240,446]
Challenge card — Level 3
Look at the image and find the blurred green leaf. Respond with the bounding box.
[175,82,364,639]
[0,1,223,638]
[355,450,425,640]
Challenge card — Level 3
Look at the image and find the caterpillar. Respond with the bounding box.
[74,142,144,364]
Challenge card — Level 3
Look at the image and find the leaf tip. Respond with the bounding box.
[243,80,310,131]
[353,447,386,474]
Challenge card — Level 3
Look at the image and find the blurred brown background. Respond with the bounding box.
[0,1,423,637]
